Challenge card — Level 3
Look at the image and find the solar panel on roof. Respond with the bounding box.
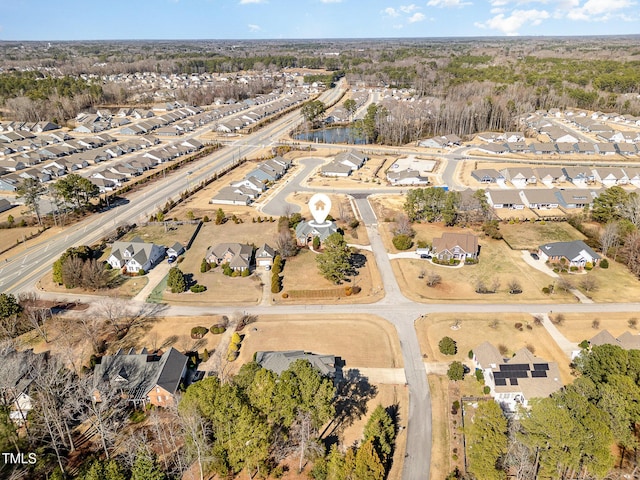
[502,363,530,371]
[514,370,529,378]
[531,370,548,378]
[510,378,519,385]
[493,371,506,379]
[495,378,507,386]
[533,363,549,371]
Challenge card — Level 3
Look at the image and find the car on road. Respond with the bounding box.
[168,255,177,264]
[530,252,539,260]
[420,254,432,259]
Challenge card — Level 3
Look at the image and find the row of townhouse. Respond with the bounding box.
[0,120,60,134]
[473,166,640,189]
[320,150,369,177]
[325,90,369,123]
[485,188,599,210]
[210,156,292,206]
[475,140,637,156]
[215,92,308,133]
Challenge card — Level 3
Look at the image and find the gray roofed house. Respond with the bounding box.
[295,220,339,247]
[562,166,595,187]
[538,240,600,268]
[588,330,640,351]
[471,168,505,184]
[476,143,508,154]
[256,351,338,379]
[386,168,430,185]
[107,237,165,273]
[473,342,563,412]
[574,142,596,154]
[500,167,537,188]
[595,142,617,155]
[255,243,276,267]
[615,143,638,156]
[167,242,185,258]
[535,167,566,186]
[93,347,188,408]
[485,189,525,209]
[519,189,559,209]
[431,232,479,261]
[554,189,595,209]
[529,142,557,155]
[0,198,13,213]
[321,160,353,177]
[205,243,253,271]
[210,186,252,206]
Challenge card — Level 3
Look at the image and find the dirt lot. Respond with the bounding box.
[500,221,586,250]
[383,222,575,303]
[554,313,640,344]
[416,313,573,384]
[304,154,398,188]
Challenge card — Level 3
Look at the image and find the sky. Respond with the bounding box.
[1,0,638,40]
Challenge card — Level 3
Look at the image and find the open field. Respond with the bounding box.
[382,222,576,303]
[369,194,406,225]
[416,313,574,384]
[567,261,640,302]
[554,313,640,344]
[37,268,149,298]
[279,247,383,304]
[500,221,586,250]
[132,315,225,354]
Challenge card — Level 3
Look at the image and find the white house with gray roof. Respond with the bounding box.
[473,342,563,412]
[256,351,338,379]
[205,243,253,271]
[107,237,165,273]
[538,240,600,269]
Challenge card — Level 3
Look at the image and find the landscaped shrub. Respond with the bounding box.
[138,269,145,276]
[468,350,474,359]
[129,410,147,424]
[542,287,551,294]
[483,386,491,395]
[344,286,353,296]
[600,258,609,269]
[231,332,242,345]
[439,336,457,355]
[228,343,239,352]
[451,400,460,414]
[282,292,289,298]
[201,349,210,362]
[191,326,208,339]
[585,262,593,271]
[210,325,226,334]
[221,263,233,276]
[570,266,579,272]
[313,236,321,250]
[447,361,464,381]
[392,234,413,250]
[227,351,238,361]
[200,258,211,273]
[514,322,523,331]
[271,275,282,293]
[475,369,484,382]
[241,268,250,277]
[203,215,210,222]
[190,284,206,293]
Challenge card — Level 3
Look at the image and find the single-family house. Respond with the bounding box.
[562,167,595,187]
[485,189,525,209]
[476,143,508,155]
[535,167,566,186]
[387,168,430,185]
[210,186,252,206]
[506,141,529,153]
[93,347,188,408]
[538,240,600,268]
[588,330,640,351]
[431,232,478,261]
[554,189,595,210]
[321,161,353,177]
[500,168,537,188]
[592,167,628,187]
[472,342,563,412]
[615,143,638,156]
[107,237,165,273]
[471,169,505,185]
[167,242,185,258]
[205,243,253,271]
[0,198,13,213]
[595,143,617,155]
[256,351,339,380]
[624,168,640,188]
[519,189,559,209]
[295,220,339,247]
[574,142,596,155]
[529,142,557,155]
[255,243,276,268]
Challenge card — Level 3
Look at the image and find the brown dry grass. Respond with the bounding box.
[37,270,149,298]
[416,313,573,384]
[234,314,404,369]
[279,248,383,304]
[573,262,640,302]
[387,225,575,303]
[554,312,640,343]
[500,221,585,250]
[122,222,200,247]
[1,226,65,259]
[134,315,225,354]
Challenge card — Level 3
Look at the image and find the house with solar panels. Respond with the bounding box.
[472,341,564,412]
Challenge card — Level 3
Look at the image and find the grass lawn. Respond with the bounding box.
[122,222,200,248]
[416,313,574,384]
[389,225,576,303]
[37,269,149,298]
[279,247,383,304]
[500,221,586,250]
[234,314,403,369]
[570,261,640,302]
[554,313,640,344]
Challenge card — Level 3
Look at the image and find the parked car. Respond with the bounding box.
[168,255,177,264]
[530,252,539,260]
[420,254,432,259]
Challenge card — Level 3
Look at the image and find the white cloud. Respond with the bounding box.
[427,0,472,7]
[383,7,401,16]
[408,12,427,22]
[400,4,419,12]
[320,0,343,3]
[248,24,261,31]
[239,0,266,4]
[475,8,549,34]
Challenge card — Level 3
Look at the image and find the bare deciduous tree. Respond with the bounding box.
[507,279,522,294]
[275,229,298,258]
[579,276,598,293]
[394,213,414,236]
[599,221,619,256]
[425,271,442,287]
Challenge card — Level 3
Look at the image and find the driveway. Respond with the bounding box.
[350,367,407,384]
[132,261,172,302]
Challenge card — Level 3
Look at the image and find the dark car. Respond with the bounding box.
[530,252,539,260]
[168,255,177,264]
[420,254,432,259]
